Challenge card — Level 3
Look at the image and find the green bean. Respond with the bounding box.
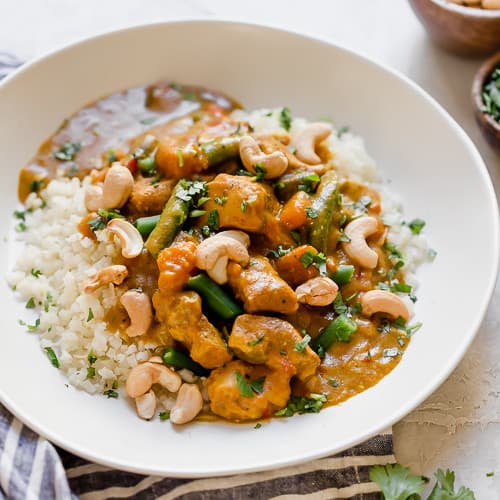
[311,314,357,354]
[187,273,242,320]
[330,265,355,286]
[162,347,208,376]
[309,171,339,253]
[145,181,189,257]
[134,214,160,237]
[275,170,321,201]
[200,136,240,167]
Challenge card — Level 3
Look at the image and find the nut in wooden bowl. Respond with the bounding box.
[472,51,500,151]
[409,0,500,57]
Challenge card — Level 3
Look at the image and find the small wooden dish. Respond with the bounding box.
[472,52,500,150]
[409,0,500,57]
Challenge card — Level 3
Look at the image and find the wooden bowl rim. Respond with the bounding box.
[472,52,500,133]
[427,0,500,18]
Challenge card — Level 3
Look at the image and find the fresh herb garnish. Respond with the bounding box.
[275,393,327,417]
[391,282,412,294]
[30,268,42,278]
[54,141,81,161]
[252,163,266,182]
[294,334,311,353]
[207,209,219,230]
[337,232,351,243]
[25,297,36,309]
[44,347,60,368]
[353,196,372,213]
[254,423,262,429]
[43,292,53,313]
[103,389,119,399]
[176,148,184,168]
[87,308,94,322]
[16,222,27,232]
[482,66,500,123]
[240,200,248,212]
[299,250,327,269]
[86,367,96,379]
[159,412,170,421]
[214,196,227,205]
[14,210,26,221]
[290,231,301,245]
[305,207,318,219]
[247,335,265,347]
[337,126,349,138]
[279,107,292,131]
[19,318,40,332]
[328,378,340,388]
[29,179,46,194]
[189,209,207,218]
[88,208,124,232]
[407,218,426,235]
[268,245,293,258]
[384,242,403,259]
[235,371,266,398]
[298,173,321,193]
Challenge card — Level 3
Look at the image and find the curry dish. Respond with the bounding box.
[16,82,423,424]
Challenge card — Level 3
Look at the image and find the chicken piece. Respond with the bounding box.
[229,314,320,381]
[227,256,299,314]
[201,174,278,233]
[340,179,381,215]
[127,175,174,217]
[152,291,232,369]
[206,360,292,421]
[155,138,208,179]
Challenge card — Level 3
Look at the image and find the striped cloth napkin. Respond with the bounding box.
[0,52,394,499]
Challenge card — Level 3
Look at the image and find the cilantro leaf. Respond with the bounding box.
[428,469,475,500]
[369,464,427,500]
[235,371,266,398]
[54,141,81,161]
[275,393,326,417]
[408,218,426,235]
[279,107,292,131]
[44,347,60,368]
[294,334,311,353]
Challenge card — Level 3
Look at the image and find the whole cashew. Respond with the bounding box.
[85,184,104,212]
[170,383,203,425]
[482,0,500,8]
[342,216,379,269]
[135,389,156,420]
[126,361,182,398]
[107,219,143,259]
[120,290,153,338]
[239,135,288,179]
[84,264,128,293]
[295,276,339,306]
[360,290,410,321]
[102,163,134,209]
[195,230,250,284]
[292,123,332,165]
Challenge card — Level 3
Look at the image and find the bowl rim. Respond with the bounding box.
[0,19,499,476]
[472,51,500,132]
[427,0,500,18]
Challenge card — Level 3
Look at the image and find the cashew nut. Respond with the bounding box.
[126,361,182,398]
[342,216,379,269]
[107,219,143,259]
[482,0,500,8]
[84,264,128,293]
[135,389,156,420]
[239,135,288,179]
[292,123,332,165]
[295,276,339,306]
[195,230,250,284]
[102,163,134,209]
[170,383,203,425]
[120,289,153,337]
[360,290,410,321]
[85,184,104,212]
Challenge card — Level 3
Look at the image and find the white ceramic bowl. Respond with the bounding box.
[0,21,498,477]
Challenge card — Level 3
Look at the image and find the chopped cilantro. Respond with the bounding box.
[103,389,118,399]
[13,210,25,221]
[408,218,426,235]
[247,335,265,347]
[268,245,293,258]
[254,423,262,429]
[391,282,412,294]
[54,142,81,161]
[88,351,97,365]
[240,200,248,212]
[25,297,36,309]
[159,412,170,421]
[207,209,219,230]
[30,268,42,278]
[383,348,400,358]
[214,196,227,205]
[369,464,427,500]
[66,163,79,177]
[384,242,403,259]
[43,292,53,312]
[201,225,211,237]
[328,378,340,388]
[279,107,292,131]
[290,231,301,245]
[298,173,321,193]
[16,222,27,232]
[353,196,372,213]
[44,347,60,368]
[29,179,46,194]
[333,293,348,315]
[275,393,327,417]
[189,209,207,218]
[86,367,96,379]
[19,318,40,332]
[252,163,266,182]
[140,116,157,125]
[337,126,349,138]
[337,232,351,243]
[486,471,494,477]
[294,334,311,353]
[299,250,327,269]
[87,308,94,322]
[235,371,265,398]
[305,207,318,219]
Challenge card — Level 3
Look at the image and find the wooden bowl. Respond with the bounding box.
[409,0,500,57]
[472,51,500,150]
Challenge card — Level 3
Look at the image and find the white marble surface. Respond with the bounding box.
[1,0,499,497]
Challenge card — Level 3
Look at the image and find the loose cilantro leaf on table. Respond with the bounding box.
[369,464,427,500]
